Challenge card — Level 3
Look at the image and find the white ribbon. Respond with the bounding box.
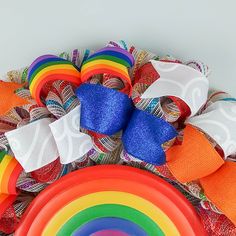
[6,118,59,172]
[49,106,93,164]
[141,60,209,116]
[187,101,236,157]
[6,106,93,172]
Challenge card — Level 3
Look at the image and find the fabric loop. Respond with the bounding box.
[76,84,134,135]
[81,47,134,96]
[122,109,177,165]
[28,55,81,106]
[199,162,236,226]
[167,124,224,183]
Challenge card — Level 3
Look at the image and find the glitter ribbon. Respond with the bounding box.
[122,109,177,165]
[76,84,134,135]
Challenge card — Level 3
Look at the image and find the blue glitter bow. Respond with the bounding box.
[76,84,134,135]
[122,109,177,165]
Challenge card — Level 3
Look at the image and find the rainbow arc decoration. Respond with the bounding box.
[0,151,22,195]
[15,165,206,236]
[28,55,81,106]
[0,151,22,220]
[81,47,134,95]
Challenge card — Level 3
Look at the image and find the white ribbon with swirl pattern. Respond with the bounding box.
[6,118,59,172]
[141,60,209,116]
[49,105,93,164]
[187,101,236,157]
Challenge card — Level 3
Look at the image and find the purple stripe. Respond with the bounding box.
[94,47,134,66]
[28,55,57,75]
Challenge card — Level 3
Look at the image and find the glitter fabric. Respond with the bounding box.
[122,109,177,165]
[76,84,134,135]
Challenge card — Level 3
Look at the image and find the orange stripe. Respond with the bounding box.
[30,69,80,97]
[0,155,12,193]
[33,74,81,106]
[81,64,129,79]
[1,158,18,194]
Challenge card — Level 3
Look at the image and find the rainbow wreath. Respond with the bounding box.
[0,40,235,235]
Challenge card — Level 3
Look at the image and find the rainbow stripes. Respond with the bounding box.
[0,151,22,219]
[15,165,206,236]
[81,47,134,95]
[0,151,22,195]
[28,55,81,106]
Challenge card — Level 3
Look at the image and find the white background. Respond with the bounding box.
[0,0,235,96]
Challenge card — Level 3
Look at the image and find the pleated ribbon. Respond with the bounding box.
[166,124,236,225]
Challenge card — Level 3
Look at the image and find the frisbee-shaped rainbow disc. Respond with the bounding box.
[15,165,206,236]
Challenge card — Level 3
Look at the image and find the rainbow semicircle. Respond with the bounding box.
[15,165,206,236]
[81,47,134,95]
[0,151,22,195]
[27,55,81,106]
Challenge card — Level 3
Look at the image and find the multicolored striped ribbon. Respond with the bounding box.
[81,47,134,96]
[28,55,81,106]
[0,151,22,195]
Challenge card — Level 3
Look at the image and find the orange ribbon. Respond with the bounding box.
[0,81,29,116]
[166,124,236,225]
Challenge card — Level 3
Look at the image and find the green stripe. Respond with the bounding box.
[0,150,6,163]
[57,204,164,236]
[29,60,76,84]
[82,55,130,67]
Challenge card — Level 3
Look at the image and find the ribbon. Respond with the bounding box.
[141,60,209,116]
[49,106,93,164]
[5,118,59,172]
[0,81,29,116]
[28,55,81,106]
[0,151,22,194]
[76,84,134,135]
[166,124,236,225]
[6,110,93,171]
[167,125,224,182]
[122,109,177,165]
[187,101,236,158]
[81,47,134,96]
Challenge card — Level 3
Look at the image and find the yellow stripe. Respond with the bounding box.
[82,59,127,73]
[42,191,180,236]
[29,64,78,89]
[0,155,12,192]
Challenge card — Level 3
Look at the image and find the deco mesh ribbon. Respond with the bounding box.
[0,40,235,235]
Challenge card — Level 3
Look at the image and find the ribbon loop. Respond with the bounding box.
[6,118,59,173]
[28,55,81,106]
[76,84,134,135]
[122,109,177,165]
[187,101,236,158]
[49,106,93,164]
[200,161,236,225]
[167,124,224,183]
[81,47,134,95]
[141,60,209,116]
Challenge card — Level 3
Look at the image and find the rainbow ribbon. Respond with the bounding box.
[0,151,22,195]
[28,55,81,106]
[81,47,134,95]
